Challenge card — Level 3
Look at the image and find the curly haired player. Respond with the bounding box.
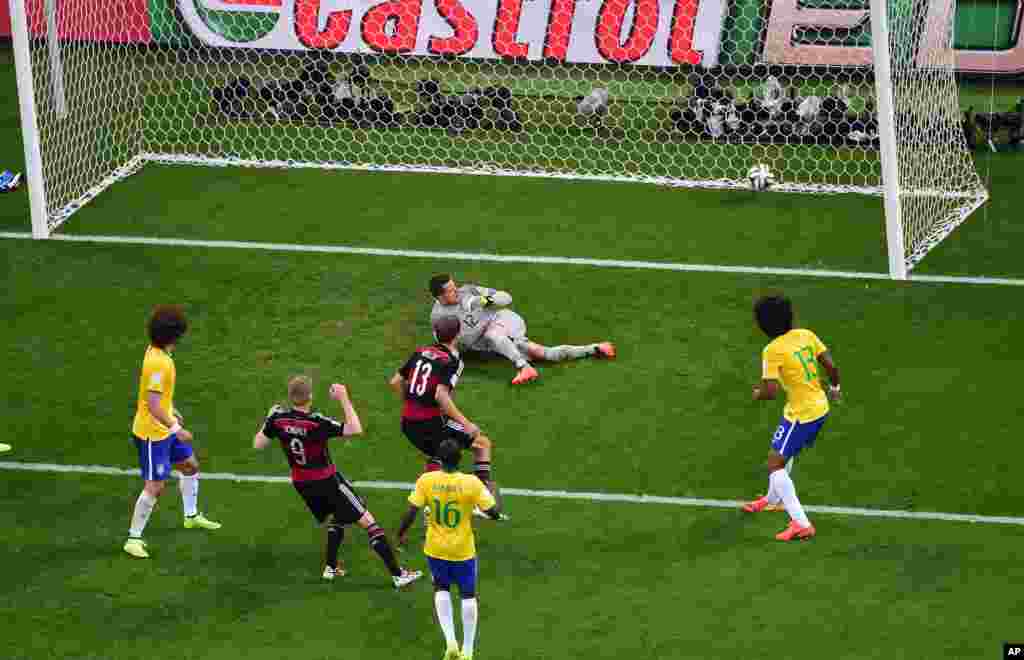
[743,295,841,541]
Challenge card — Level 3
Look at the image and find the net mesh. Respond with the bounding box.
[14,0,988,271]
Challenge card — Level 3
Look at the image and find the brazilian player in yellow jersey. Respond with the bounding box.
[124,305,221,560]
[397,439,502,660]
[743,295,841,541]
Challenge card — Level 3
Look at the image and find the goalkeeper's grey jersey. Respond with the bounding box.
[431,284,511,348]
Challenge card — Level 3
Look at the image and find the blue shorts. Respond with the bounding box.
[132,434,193,481]
[427,557,478,596]
[771,415,827,459]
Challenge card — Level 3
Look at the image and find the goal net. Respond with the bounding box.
[10,0,988,275]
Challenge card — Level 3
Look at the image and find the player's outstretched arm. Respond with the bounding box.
[436,386,479,437]
[148,391,191,442]
[388,372,406,399]
[817,351,841,400]
[253,429,272,449]
[395,505,420,547]
[330,383,363,435]
[752,379,780,401]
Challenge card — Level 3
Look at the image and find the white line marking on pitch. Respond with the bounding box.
[2,460,1022,526]
[2,232,1022,287]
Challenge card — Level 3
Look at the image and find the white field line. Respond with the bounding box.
[2,460,1023,526]
[2,232,1023,287]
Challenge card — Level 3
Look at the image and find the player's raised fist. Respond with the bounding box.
[329,383,348,401]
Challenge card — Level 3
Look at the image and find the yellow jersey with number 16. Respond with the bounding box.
[409,471,495,562]
[762,328,830,423]
[132,346,176,440]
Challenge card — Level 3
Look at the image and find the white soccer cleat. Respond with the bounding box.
[322,565,345,581]
[393,569,423,589]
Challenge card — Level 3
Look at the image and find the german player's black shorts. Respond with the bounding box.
[401,417,475,459]
[293,472,367,525]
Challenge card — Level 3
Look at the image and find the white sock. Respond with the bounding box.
[765,478,782,505]
[434,591,457,648]
[462,597,479,657]
[770,468,810,527]
[541,344,596,362]
[179,473,199,517]
[129,491,157,538]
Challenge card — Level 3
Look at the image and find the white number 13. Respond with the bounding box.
[410,359,433,396]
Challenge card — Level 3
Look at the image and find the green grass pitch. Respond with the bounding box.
[1,45,1024,660]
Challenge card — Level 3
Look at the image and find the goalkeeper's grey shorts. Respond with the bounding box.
[469,309,529,352]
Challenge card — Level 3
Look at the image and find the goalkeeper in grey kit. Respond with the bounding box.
[428,274,616,385]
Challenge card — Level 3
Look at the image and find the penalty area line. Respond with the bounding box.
[2,232,1023,287]
[2,460,1023,526]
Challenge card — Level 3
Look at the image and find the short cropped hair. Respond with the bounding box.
[288,375,313,406]
[754,295,794,338]
[433,316,461,344]
[148,305,188,348]
[429,274,452,298]
[437,438,462,469]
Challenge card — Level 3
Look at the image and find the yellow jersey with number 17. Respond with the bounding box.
[762,328,830,423]
[132,346,176,440]
[409,471,496,562]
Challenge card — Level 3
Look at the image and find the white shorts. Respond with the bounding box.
[468,309,529,353]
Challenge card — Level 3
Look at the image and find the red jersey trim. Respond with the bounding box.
[402,400,442,421]
[291,464,337,482]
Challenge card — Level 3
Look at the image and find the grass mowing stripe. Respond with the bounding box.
[4,460,1023,526]
[3,231,1024,286]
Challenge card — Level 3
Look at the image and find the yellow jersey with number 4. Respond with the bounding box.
[409,471,495,562]
[763,328,830,423]
[132,346,176,440]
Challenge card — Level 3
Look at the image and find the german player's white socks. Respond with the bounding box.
[434,591,457,647]
[770,469,810,527]
[488,333,529,369]
[179,473,199,517]
[462,597,479,657]
[129,491,157,538]
[541,344,597,362]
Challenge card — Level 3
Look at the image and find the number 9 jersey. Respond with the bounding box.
[399,343,464,421]
[261,405,348,482]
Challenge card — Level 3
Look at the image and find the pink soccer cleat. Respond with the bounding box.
[595,342,616,359]
[742,496,770,513]
[512,365,539,385]
[775,521,816,541]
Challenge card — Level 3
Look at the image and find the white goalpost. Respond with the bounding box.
[8,0,989,277]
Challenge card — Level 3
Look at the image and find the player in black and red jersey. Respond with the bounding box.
[253,375,422,587]
[389,316,505,517]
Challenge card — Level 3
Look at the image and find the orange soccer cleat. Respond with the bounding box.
[595,342,616,359]
[775,521,816,541]
[742,496,770,513]
[511,365,540,385]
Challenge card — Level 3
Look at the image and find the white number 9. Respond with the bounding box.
[289,438,307,465]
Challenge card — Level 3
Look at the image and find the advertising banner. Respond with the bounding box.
[3,0,1023,74]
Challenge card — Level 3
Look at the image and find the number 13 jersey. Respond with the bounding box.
[399,344,464,421]
[762,328,830,423]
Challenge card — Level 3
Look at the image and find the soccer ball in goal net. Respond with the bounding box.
[10,0,988,277]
